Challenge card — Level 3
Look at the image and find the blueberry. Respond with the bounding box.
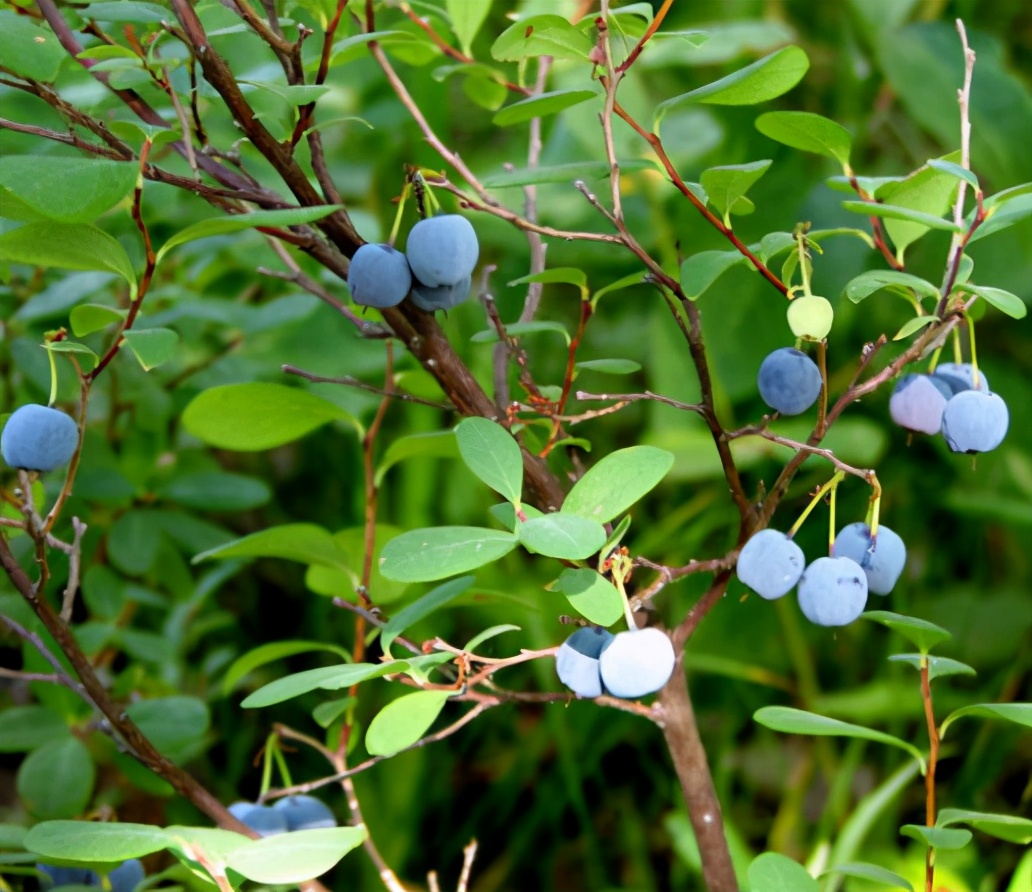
[107,859,145,892]
[757,348,822,416]
[796,556,868,626]
[737,529,805,600]
[228,800,289,837]
[405,215,479,288]
[1,404,78,472]
[409,275,471,312]
[598,627,676,699]
[347,243,412,309]
[37,864,100,887]
[555,626,614,699]
[832,522,906,595]
[941,390,1009,454]
[932,362,990,395]
[889,374,953,435]
[272,794,337,831]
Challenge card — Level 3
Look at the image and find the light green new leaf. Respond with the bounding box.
[155,206,342,264]
[822,863,913,891]
[656,46,809,121]
[518,514,606,560]
[927,158,979,190]
[381,576,474,653]
[222,641,352,695]
[493,89,596,127]
[841,201,962,233]
[575,359,641,375]
[937,808,1032,845]
[16,739,95,820]
[470,320,571,345]
[700,160,772,217]
[242,662,407,708]
[454,418,523,503]
[122,328,179,371]
[375,431,458,486]
[491,14,594,62]
[45,341,99,371]
[842,271,939,305]
[549,568,624,626]
[755,111,852,165]
[900,825,971,850]
[953,284,1027,319]
[379,528,518,582]
[886,653,975,681]
[0,157,137,223]
[754,706,925,770]
[0,223,137,288]
[226,827,367,883]
[366,690,451,757]
[182,383,355,451]
[464,624,520,652]
[940,702,1032,738]
[747,853,819,892]
[69,304,126,337]
[509,267,588,290]
[447,0,490,56]
[870,157,961,260]
[25,821,170,862]
[680,250,748,300]
[0,11,66,81]
[193,523,349,570]
[893,316,939,341]
[563,446,674,523]
[861,611,951,654]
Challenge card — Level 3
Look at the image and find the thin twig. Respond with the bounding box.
[282,365,450,410]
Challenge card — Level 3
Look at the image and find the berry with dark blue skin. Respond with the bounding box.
[833,522,906,595]
[272,794,337,831]
[107,859,145,892]
[37,864,100,887]
[598,628,676,699]
[757,348,822,416]
[409,275,471,313]
[932,362,990,395]
[941,390,1009,454]
[228,800,289,837]
[889,374,953,435]
[797,556,868,626]
[2,404,78,472]
[737,529,805,600]
[347,243,412,309]
[405,215,479,288]
[555,626,614,698]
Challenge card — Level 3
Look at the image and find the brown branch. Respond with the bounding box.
[615,0,675,73]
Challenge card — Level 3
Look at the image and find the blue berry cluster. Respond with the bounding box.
[347,214,479,312]
[37,859,144,891]
[555,626,676,699]
[229,794,337,836]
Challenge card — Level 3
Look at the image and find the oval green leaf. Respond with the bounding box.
[822,863,913,891]
[680,250,748,300]
[0,157,138,224]
[0,11,66,81]
[122,328,179,371]
[242,662,408,709]
[491,14,594,62]
[842,271,940,305]
[900,825,971,850]
[861,611,951,654]
[563,445,674,523]
[193,523,349,570]
[17,738,95,819]
[454,418,523,503]
[222,640,352,695]
[493,89,597,127]
[0,222,137,288]
[25,821,171,862]
[379,527,518,582]
[940,702,1032,738]
[937,808,1032,845]
[954,283,1027,319]
[518,514,606,560]
[365,690,451,757]
[755,111,852,165]
[381,576,473,654]
[747,852,819,892]
[226,827,367,883]
[550,568,624,626]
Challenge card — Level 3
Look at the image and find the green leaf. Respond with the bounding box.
[656,46,809,121]
[16,738,95,819]
[509,267,589,290]
[753,706,925,770]
[79,2,172,22]
[365,690,451,757]
[700,160,772,218]
[755,111,852,165]
[24,821,170,862]
[240,80,330,106]
[470,320,571,345]
[563,446,674,523]
[893,316,939,341]
[549,568,624,626]
[312,697,355,729]
[968,193,1032,243]
[0,706,69,753]
[481,160,652,189]
[937,808,1032,845]
[447,0,490,56]
[380,576,474,654]
[822,863,913,891]
[574,359,641,375]
[886,654,976,681]
[0,158,137,223]
[454,417,523,503]
[242,662,408,708]
[328,30,414,67]
[45,340,100,371]
[0,223,137,288]
[927,159,979,190]
[464,624,520,652]
[953,284,1027,319]
[940,702,1032,738]
[122,328,179,371]
[375,431,458,486]
[379,527,518,582]
[491,14,595,62]
[155,206,342,265]
[841,201,962,233]
[226,827,367,883]
[518,514,606,560]
[861,611,952,654]
[155,471,271,511]
[900,825,971,850]
[492,89,597,127]
[222,640,352,695]
[69,303,126,337]
[125,696,209,763]
[871,156,962,260]
[304,525,411,605]
[0,11,66,81]
[182,383,355,451]
[680,250,748,300]
[747,852,819,892]
[193,523,348,570]
[843,271,939,305]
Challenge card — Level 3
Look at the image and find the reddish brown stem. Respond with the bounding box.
[616,0,675,73]
[921,661,940,892]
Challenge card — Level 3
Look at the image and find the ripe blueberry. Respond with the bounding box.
[941,390,1009,454]
[555,626,614,699]
[228,800,289,837]
[409,275,472,313]
[37,865,100,887]
[889,374,953,436]
[797,556,868,626]
[1,404,78,472]
[757,348,822,416]
[347,243,412,309]
[598,628,676,699]
[832,523,906,595]
[932,362,990,395]
[737,529,805,600]
[108,859,145,892]
[405,215,479,288]
[272,794,337,831]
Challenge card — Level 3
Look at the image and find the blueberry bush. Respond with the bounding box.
[1,1,1030,891]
